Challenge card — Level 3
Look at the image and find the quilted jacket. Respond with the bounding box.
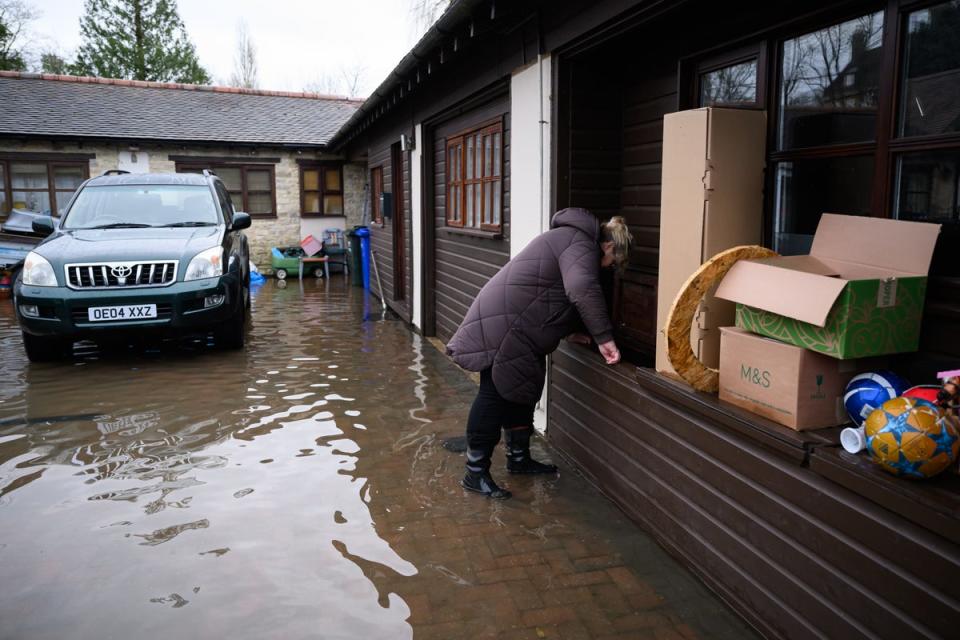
[446,207,614,405]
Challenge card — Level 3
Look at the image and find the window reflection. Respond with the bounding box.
[699,60,758,107]
[899,1,960,137]
[778,12,884,149]
[773,156,874,254]
[895,150,960,223]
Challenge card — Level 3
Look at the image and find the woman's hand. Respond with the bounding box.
[565,333,592,345]
[598,340,621,365]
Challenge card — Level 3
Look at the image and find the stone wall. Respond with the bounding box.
[0,139,360,272]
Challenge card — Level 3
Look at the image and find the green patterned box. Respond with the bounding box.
[735,276,928,359]
[714,214,941,361]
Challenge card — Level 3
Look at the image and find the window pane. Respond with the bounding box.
[484,182,492,224]
[304,192,321,213]
[466,137,474,179]
[474,182,481,228]
[899,1,960,137]
[773,156,874,254]
[247,169,271,192]
[451,185,459,221]
[11,163,48,189]
[465,184,473,226]
[778,12,884,149]
[325,169,341,191]
[448,147,456,182]
[484,135,492,177]
[323,195,344,215]
[493,182,501,225]
[303,169,320,191]
[12,190,51,214]
[493,133,501,177]
[53,166,85,190]
[247,193,272,214]
[894,149,960,223]
[699,59,758,106]
[218,168,242,191]
[54,190,76,215]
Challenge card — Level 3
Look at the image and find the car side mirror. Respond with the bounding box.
[231,212,251,231]
[32,216,56,236]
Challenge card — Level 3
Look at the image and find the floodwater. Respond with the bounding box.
[0,279,757,640]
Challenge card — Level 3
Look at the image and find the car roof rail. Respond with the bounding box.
[101,169,130,176]
[202,168,218,178]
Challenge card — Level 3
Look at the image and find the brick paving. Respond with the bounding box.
[346,334,758,640]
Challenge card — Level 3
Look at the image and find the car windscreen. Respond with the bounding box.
[62,185,220,229]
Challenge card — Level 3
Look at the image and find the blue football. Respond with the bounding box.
[843,371,911,427]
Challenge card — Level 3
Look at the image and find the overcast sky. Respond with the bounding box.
[27,0,434,98]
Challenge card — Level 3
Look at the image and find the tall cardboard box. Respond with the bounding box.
[655,107,767,380]
[715,214,941,359]
[719,327,857,430]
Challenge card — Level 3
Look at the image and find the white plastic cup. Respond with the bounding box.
[841,426,866,454]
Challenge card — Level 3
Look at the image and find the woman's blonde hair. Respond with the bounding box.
[600,216,633,272]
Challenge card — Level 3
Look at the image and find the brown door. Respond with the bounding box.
[391,142,406,301]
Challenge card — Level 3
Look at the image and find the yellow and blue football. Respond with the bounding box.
[864,397,959,479]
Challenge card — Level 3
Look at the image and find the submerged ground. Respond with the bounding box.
[0,279,756,639]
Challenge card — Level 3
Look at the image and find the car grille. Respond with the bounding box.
[71,303,173,323]
[65,261,178,289]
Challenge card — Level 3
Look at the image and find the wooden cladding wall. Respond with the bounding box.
[562,51,678,359]
[431,95,511,344]
[548,345,960,640]
[368,133,412,322]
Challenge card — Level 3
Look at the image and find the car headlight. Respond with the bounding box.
[22,252,57,286]
[184,246,223,281]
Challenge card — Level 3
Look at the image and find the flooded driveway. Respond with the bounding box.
[0,279,756,640]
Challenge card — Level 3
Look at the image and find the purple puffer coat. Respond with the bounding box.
[446,208,614,405]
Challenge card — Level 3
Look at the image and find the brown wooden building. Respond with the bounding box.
[332,1,960,638]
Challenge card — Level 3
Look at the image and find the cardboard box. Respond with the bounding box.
[655,107,766,379]
[715,214,941,359]
[719,327,857,430]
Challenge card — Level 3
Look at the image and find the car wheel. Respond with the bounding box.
[276,268,287,280]
[22,332,69,362]
[214,310,246,350]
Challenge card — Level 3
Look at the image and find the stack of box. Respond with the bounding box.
[713,214,941,430]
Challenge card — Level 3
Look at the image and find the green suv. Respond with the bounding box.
[14,170,252,361]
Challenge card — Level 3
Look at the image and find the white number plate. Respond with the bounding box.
[87,304,157,322]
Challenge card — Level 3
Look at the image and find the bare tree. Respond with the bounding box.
[410,0,451,37]
[0,0,39,71]
[303,62,367,98]
[339,62,366,98]
[229,19,257,89]
[303,73,343,96]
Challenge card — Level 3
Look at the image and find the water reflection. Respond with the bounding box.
[0,281,417,639]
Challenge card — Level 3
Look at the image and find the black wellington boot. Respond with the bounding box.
[505,427,558,474]
[462,448,511,499]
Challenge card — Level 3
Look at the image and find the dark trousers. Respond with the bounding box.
[465,369,536,472]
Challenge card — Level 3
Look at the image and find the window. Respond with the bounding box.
[300,164,344,216]
[176,163,276,217]
[771,10,885,253]
[0,159,88,221]
[699,59,759,107]
[446,120,503,231]
[370,166,383,225]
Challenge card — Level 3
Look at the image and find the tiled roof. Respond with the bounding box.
[0,72,364,147]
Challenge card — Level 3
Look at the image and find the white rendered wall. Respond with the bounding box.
[411,124,423,330]
[509,55,552,258]
[510,55,553,432]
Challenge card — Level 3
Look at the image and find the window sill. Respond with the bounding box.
[300,213,346,218]
[249,213,277,219]
[443,226,503,240]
